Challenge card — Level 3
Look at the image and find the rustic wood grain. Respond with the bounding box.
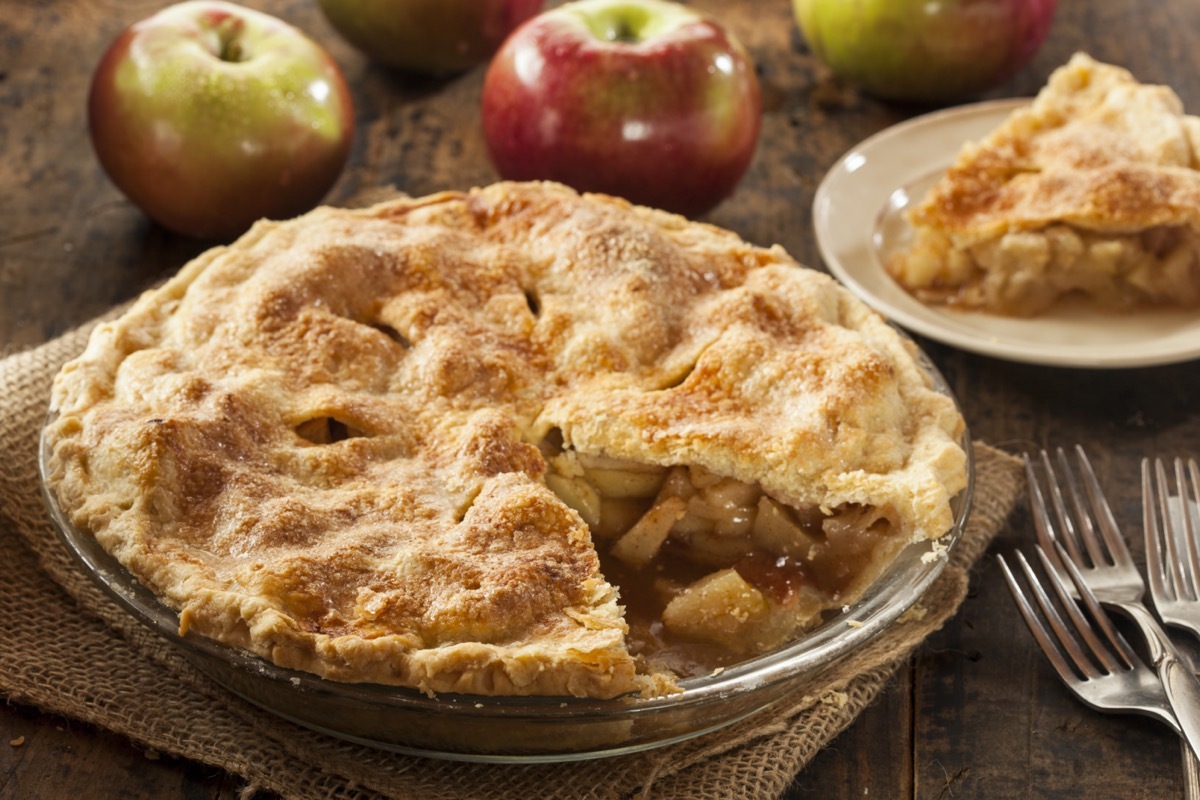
[3,0,1200,797]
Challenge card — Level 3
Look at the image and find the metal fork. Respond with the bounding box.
[1145,457,1200,638]
[999,544,1184,734]
[1146,457,1200,794]
[1026,446,1144,604]
[1025,446,1200,763]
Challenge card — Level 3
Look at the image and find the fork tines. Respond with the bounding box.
[999,542,1138,683]
[1025,445,1129,576]
[1144,456,1200,607]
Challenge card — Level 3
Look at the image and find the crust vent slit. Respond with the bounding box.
[537,427,565,460]
[524,289,541,317]
[661,362,697,390]
[370,322,411,349]
[295,416,370,445]
[454,487,483,524]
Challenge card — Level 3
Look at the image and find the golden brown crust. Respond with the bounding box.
[46,181,966,697]
[915,53,1200,239]
[890,53,1200,315]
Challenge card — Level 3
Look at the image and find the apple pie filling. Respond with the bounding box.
[891,222,1200,316]
[541,441,900,676]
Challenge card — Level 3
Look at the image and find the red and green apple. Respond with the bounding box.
[316,0,545,74]
[88,0,355,240]
[480,0,762,218]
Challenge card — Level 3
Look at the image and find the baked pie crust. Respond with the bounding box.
[45,181,967,698]
[888,53,1200,316]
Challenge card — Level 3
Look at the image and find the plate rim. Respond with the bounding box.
[813,98,1200,369]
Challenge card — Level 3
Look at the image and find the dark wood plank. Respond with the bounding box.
[791,664,916,797]
[0,703,244,800]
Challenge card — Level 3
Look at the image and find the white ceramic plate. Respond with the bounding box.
[813,99,1200,368]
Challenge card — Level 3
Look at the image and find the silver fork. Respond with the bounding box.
[1025,446,1200,763]
[1026,446,1143,604]
[1146,457,1200,794]
[1144,457,1200,638]
[999,544,1184,734]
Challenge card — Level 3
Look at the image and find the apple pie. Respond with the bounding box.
[45,181,967,699]
[888,53,1200,316]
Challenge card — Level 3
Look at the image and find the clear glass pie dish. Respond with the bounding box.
[39,348,973,764]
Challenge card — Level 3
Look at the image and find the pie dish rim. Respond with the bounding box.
[37,337,974,762]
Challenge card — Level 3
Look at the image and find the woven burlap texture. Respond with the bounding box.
[0,319,1023,800]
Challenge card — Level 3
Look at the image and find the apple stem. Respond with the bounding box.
[215,17,247,63]
[606,20,638,43]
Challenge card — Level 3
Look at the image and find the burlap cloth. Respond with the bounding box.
[0,315,1024,800]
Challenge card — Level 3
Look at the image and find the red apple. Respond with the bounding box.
[316,0,545,74]
[480,0,762,218]
[88,1,355,240]
[793,0,1057,105]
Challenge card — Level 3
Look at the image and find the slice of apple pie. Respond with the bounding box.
[45,181,967,698]
[888,53,1200,316]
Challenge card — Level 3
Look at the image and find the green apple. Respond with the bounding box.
[793,0,1057,104]
[88,1,355,239]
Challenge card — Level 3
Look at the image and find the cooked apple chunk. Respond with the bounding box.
[661,569,770,650]
[542,446,911,670]
[610,496,687,567]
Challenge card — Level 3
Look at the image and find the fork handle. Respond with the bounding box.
[1184,740,1200,800]
[1119,601,1200,763]
[1163,653,1200,764]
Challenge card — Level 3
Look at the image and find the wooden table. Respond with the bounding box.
[3,0,1199,797]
